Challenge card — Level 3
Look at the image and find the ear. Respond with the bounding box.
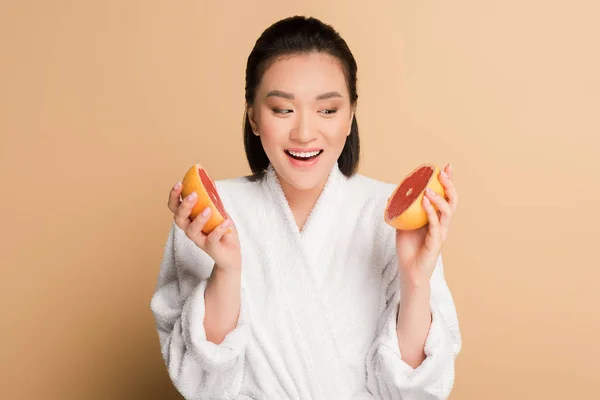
[247,106,259,136]
[347,107,355,136]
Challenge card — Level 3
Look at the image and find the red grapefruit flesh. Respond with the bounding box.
[384,164,446,230]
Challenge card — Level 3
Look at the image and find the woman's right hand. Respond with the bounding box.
[168,181,242,272]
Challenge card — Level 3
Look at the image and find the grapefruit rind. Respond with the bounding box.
[180,163,230,234]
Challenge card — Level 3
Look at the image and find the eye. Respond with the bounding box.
[272,108,293,114]
[319,109,338,115]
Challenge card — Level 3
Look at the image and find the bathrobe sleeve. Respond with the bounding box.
[366,246,462,400]
[150,222,250,400]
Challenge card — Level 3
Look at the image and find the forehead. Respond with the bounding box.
[259,52,348,97]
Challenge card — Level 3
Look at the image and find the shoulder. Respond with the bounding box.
[345,172,397,212]
[342,172,399,258]
[212,174,264,208]
[214,174,259,194]
[349,172,397,193]
[214,172,266,197]
[211,174,267,229]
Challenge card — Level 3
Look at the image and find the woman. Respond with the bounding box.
[151,15,461,400]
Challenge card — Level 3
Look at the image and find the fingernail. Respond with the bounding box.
[426,187,433,194]
[222,219,231,228]
[188,192,197,200]
[202,207,211,216]
[174,181,181,189]
[440,171,448,178]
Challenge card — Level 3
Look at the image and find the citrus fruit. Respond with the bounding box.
[384,164,446,230]
[180,164,231,234]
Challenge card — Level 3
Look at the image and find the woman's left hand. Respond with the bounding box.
[395,163,459,290]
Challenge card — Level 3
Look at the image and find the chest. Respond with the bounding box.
[239,210,387,356]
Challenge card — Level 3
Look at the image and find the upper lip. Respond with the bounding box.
[285,148,323,153]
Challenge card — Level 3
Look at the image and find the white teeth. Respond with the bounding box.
[287,150,321,158]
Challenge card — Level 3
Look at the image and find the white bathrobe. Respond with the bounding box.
[150,163,462,400]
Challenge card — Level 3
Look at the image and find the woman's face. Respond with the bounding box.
[248,52,354,193]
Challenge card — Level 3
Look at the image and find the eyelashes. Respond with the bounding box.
[271,108,338,115]
[272,108,292,114]
[320,109,338,115]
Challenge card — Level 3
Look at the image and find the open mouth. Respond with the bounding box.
[284,149,324,161]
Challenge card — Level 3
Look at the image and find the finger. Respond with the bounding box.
[168,181,183,213]
[205,218,233,246]
[423,196,440,233]
[426,188,452,240]
[174,192,197,230]
[186,206,213,245]
[423,194,441,240]
[445,163,453,179]
[425,188,452,219]
[438,169,459,212]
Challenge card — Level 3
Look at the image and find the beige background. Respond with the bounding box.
[1,1,599,399]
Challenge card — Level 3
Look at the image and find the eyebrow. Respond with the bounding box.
[265,90,343,100]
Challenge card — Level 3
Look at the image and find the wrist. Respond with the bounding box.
[214,259,242,273]
[208,264,241,291]
[400,283,431,303]
[211,263,241,283]
[400,273,431,290]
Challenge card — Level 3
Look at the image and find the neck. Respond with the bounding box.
[278,175,328,232]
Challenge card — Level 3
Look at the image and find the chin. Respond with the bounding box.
[272,152,335,192]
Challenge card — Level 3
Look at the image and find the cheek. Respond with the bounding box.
[323,114,352,144]
[257,111,286,142]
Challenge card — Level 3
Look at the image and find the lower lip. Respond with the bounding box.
[285,151,323,167]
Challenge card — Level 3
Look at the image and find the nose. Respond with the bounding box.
[289,110,317,143]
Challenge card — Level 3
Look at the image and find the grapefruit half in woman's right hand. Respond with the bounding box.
[180,163,231,235]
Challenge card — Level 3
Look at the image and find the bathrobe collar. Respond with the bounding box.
[262,161,347,258]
